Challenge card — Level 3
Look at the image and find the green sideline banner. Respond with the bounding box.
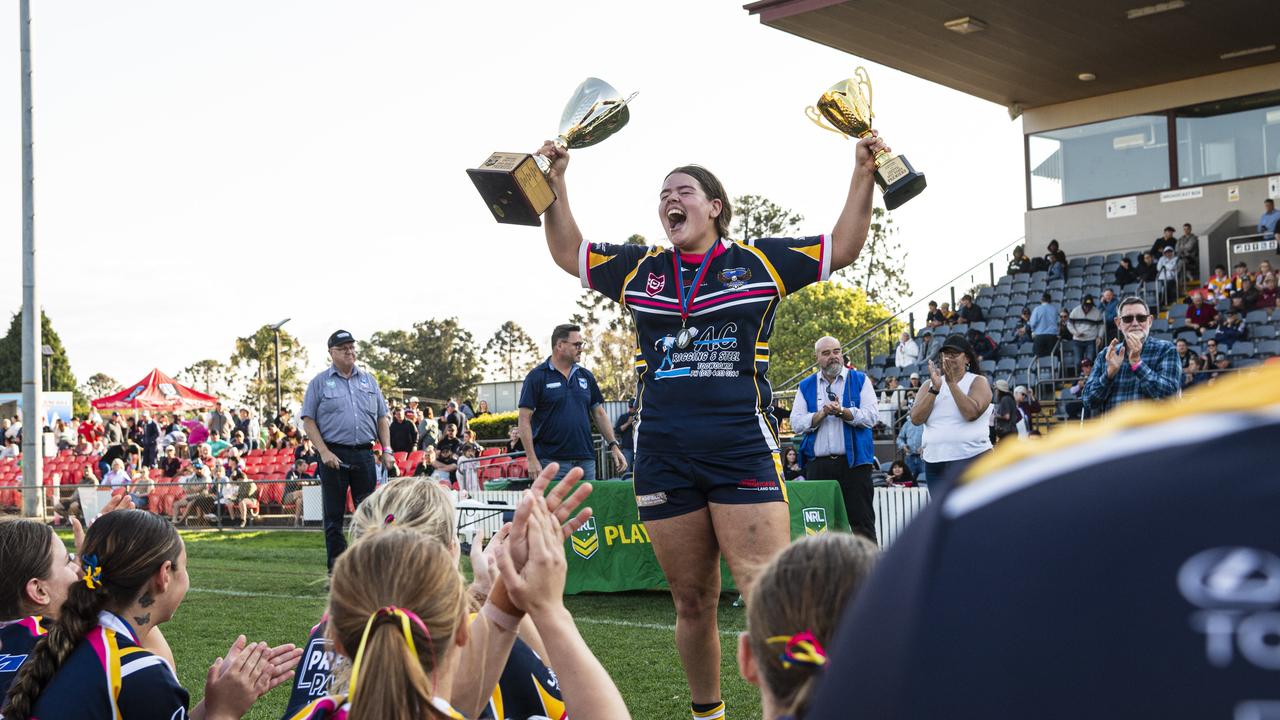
[551,480,849,595]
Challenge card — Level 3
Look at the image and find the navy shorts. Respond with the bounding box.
[632,451,787,521]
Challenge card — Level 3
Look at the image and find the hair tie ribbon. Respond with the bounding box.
[81,554,103,590]
[767,630,827,669]
[349,606,431,700]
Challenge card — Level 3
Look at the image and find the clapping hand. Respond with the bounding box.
[501,462,593,580]
[927,360,944,389]
[496,491,568,619]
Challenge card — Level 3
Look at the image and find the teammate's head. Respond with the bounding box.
[662,165,732,249]
[4,511,184,720]
[738,532,878,720]
[0,517,79,621]
[349,476,457,553]
[327,529,468,720]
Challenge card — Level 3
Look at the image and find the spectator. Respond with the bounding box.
[991,380,1019,443]
[475,399,491,417]
[160,421,186,455]
[781,446,804,481]
[1210,352,1233,378]
[1113,256,1138,287]
[182,415,209,454]
[907,372,922,391]
[456,444,483,493]
[895,414,924,482]
[77,415,99,445]
[294,436,320,466]
[1206,264,1232,299]
[1014,384,1040,433]
[417,406,440,450]
[129,472,152,510]
[1214,311,1248,348]
[1182,353,1206,389]
[203,431,230,458]
[966,327,997,361]
[1232,276,1260,312]
[1255,260,1274,284]
[1156,245,1180,302]
[1149,225,1177,257]
[207,401,231,438]
[894,331,919,368]
[283,458,317,525]
[52,419,72,450]
[1174,338,1193,368]
[1006,245,1031,275]
[51,471,87,524]
[1098,288,1120,343]
[938,302,956,325]
[1259,197,1279,240]
[1046,250,1068,281]
[1177,223,1199,277]
[1185,291,1218,334]
[373,448,400,488]
[612,400,635,472]
[435,423,463,483]
[264,423,285,449]
[388,407,417,454]
[157,445,182,479]
[170,463,213,524]
[956,294,984,324]
[1029,293,1060,358]
[885,459,915,487]
[1082,296,1181,416]
[879,375,905,410]
[1057,308,1072,344]
[1203,338,1225,366]
[1062,372,1087,420]
[925,300,944,328]
[229,429,250,456]
[1011,306,1033,345]
[918,329,941,361]
[102,458,130,489]
[1136,252,1159,283]
[909,334,993,494]
[0,436,19,460]
[1230,261,1251,292]
[1037,239,1062,272]
[438,400,469,437]
[1257,273,1277,311]
[505,425,525,455]
[139,411,161,468]
[1067,294,1104,368]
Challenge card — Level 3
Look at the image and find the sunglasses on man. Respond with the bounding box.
[1119,313,1150,324]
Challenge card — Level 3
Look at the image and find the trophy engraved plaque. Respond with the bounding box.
[805,67,926,210]
[468,77,637,226]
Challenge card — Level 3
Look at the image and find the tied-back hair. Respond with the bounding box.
[746,533,878,720]
[327,529,468,720]
[3,510,181,720]
[0,517,57,619]
[348,477,455,545]
[667,165,733,241]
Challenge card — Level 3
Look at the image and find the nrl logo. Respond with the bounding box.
[802,507,828,536]
[571,517,599,559]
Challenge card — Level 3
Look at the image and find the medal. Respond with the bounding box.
[672,243,718,350]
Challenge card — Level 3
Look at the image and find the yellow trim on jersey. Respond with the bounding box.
[106,628,124,720]
[961,363,1280,485]
[534,674,566,719]
[774,452,789,504]
[490,683,504,720]
[738,242,788,297]
[619,247,666,306]
[788,242,824,264]
[755,354,770,362]
[587,249,616,271]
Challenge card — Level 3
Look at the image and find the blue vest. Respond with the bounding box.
[798,370,875,468]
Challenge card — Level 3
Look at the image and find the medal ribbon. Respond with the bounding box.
[672,243,719,324]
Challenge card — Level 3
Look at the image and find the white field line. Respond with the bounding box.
[186,587,740,637]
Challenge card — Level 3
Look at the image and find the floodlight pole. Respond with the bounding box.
[20,0,43,519]
[270,319,291,418]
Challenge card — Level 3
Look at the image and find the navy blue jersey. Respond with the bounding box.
[0,615,47,701]
[579,236,831,456]
[810,367,1280,719]
[518,360,605,461]
[30,612,188,719]
[282,617,563,720]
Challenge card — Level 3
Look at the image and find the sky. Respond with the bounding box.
[0,0,1028,389]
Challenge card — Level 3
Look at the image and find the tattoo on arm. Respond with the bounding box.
[133,613,151,627]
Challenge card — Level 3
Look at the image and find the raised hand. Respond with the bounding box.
[496,492,567,619]
[855,130,889,177]
[537,141,570,184]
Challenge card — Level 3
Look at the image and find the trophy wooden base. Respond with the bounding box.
[874,154,927,210]
[467,152,558,226]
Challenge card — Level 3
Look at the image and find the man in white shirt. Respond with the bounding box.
[789,335,881,542]
[1156,246,1181,304]
[894,331,920,368]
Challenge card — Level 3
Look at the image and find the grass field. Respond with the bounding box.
[60,530,761,720]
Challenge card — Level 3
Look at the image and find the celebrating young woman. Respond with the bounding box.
[538,129,888,718]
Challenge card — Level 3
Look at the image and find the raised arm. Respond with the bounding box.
[830,133,889,271]
[540,142,584,276]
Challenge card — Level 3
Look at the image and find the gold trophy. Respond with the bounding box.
[468,77,637,226]
[806,67,926,210]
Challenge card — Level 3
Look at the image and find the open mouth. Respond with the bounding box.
[666,207,687,233]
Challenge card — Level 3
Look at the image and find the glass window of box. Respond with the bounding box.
[1175,91,1280,187]
[1029,115,1170,209]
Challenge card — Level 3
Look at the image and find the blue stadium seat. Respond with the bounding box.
[1150,318,1170,332]
[1229,341,1255,357]
[1086,255,1105,266]
[1121,283,1139,296]
[1102,262,1120,274]
[996,357,1017,373]
[1175,328,1200,342]
[1216,299,1231,313]
[987,319,1006,332]
[979,359,996,374]
[1152,332,1175,343]
[988,306,1009,320]
[1068,257,1087,269]
[1105,253,1124,263]
[1256,339,1280,356]
[1031,271,1048,283]
[968,321,987,333]
[1169,303,1188,318]
[1235,357,1263,369]
[1251,325,1278,339]
[873,353,890,367]
[1245,309,1270,325]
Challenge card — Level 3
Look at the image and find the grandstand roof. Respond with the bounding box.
[744,0,1278,109]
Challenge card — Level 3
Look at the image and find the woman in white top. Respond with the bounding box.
[102,458,131,489]
[909,333,993,493]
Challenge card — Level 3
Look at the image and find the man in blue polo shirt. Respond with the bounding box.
[518,323,626,482]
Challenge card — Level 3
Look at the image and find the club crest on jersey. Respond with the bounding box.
[717,267,752,289]
[645,272,666,297]
[802,507,828,536]
[571,517,599,559]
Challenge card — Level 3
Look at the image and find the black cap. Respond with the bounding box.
[940,333,979,369]
[328,330,355,348]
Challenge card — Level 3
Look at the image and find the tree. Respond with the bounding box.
[0,309,78,394]
[177,360,235,399]
[360,318,483,402]
[768,282,901,392]
[230,326,308,414]
[571,234,645,399]
[733,194,803,240]
[80,373,121,401]
[482,321,542,382]
[837,206,911,307]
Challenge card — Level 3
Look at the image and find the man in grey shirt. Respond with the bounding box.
[1066,295,1104,373]
[207,401,230,438]
[301,329,394,570]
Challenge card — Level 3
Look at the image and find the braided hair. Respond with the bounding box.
[2,510,181,720]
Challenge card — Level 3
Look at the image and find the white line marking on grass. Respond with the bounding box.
[188,588,741,637]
